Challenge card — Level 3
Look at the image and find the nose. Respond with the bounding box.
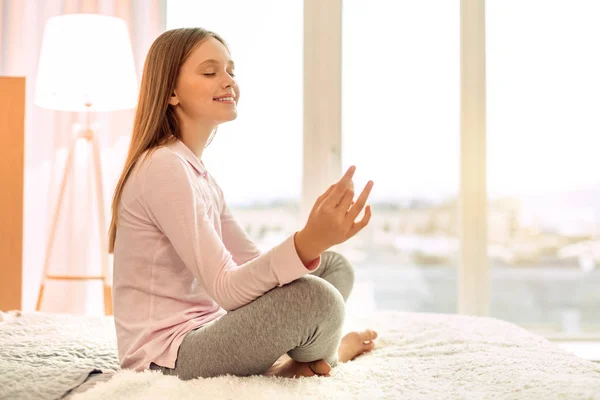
[223,75,236,89]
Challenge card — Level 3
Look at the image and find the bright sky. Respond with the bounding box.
[167,0,600,205]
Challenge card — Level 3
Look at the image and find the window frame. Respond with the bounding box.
[302,0,489,317]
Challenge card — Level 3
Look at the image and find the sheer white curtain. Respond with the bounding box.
[0,0,165,314]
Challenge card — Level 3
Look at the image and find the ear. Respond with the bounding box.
[169,90,180,106]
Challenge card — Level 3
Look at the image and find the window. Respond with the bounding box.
[340,0,460,314]
[166,0,600,336]
[167,0,304,250]
[487,0,600,333]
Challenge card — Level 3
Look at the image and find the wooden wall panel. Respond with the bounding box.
[0,77,25,311]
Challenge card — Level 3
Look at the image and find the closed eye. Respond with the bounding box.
[203,72,236,77]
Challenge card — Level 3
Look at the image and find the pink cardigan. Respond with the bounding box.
[112,138,320,371]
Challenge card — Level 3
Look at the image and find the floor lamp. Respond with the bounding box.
[33,14,138,315]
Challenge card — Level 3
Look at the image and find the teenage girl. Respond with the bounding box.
[108,27,378,379]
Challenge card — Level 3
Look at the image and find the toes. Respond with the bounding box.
[359,329,378,342]
[363,341,375,350]
[309,360,332,375]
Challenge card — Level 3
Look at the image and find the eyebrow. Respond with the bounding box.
[198,59,235,68]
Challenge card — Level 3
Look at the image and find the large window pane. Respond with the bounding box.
[341,0,460,314]
[487,0,600,333]
[167,0,303,249]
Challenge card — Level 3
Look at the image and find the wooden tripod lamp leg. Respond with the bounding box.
[36,135,79,311]
[103,285,113,315]
[36,125,114,316]
[91,130,112,315]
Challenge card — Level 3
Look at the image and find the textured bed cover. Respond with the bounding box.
[1,311,599,399]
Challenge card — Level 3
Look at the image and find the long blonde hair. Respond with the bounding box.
[108,28,229,253]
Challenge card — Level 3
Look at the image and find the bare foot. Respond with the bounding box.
[263,328,378,377]
[338,329,378,363]
[264,355,331,378]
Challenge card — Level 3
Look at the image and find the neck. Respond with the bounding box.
[177,116,217,159]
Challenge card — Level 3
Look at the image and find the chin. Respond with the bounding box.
[219,111,238,123]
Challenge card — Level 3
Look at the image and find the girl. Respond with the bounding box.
[108,27,377,380]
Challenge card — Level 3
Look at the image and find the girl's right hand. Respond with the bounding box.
[296,166,373,257]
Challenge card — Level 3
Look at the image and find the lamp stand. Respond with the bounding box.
[35,104,112,315]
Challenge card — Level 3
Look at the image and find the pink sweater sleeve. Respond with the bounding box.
[220,204,263,265]
[139,152,320,311]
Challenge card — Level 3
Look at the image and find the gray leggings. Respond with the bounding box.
[150,250,355,380]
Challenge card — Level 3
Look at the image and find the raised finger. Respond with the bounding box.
[337,187,354,211]
[349,205,372,236]
[325,166,356,207]
[347,181,373,221]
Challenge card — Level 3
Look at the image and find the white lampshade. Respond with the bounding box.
[35,14,138,112]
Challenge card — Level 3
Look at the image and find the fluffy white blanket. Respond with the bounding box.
[69,311,600,400]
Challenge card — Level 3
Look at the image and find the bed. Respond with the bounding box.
[1,310,599,400]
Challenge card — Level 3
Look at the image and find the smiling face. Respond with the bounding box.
[169,36,239,126]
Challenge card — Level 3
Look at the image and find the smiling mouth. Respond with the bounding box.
[214,96,235,102]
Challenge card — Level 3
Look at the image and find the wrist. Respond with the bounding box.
[294,229,322,265]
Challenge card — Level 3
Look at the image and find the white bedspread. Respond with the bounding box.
[2,311,599,400]
[75,311,600,400]
[0,312,119,400]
